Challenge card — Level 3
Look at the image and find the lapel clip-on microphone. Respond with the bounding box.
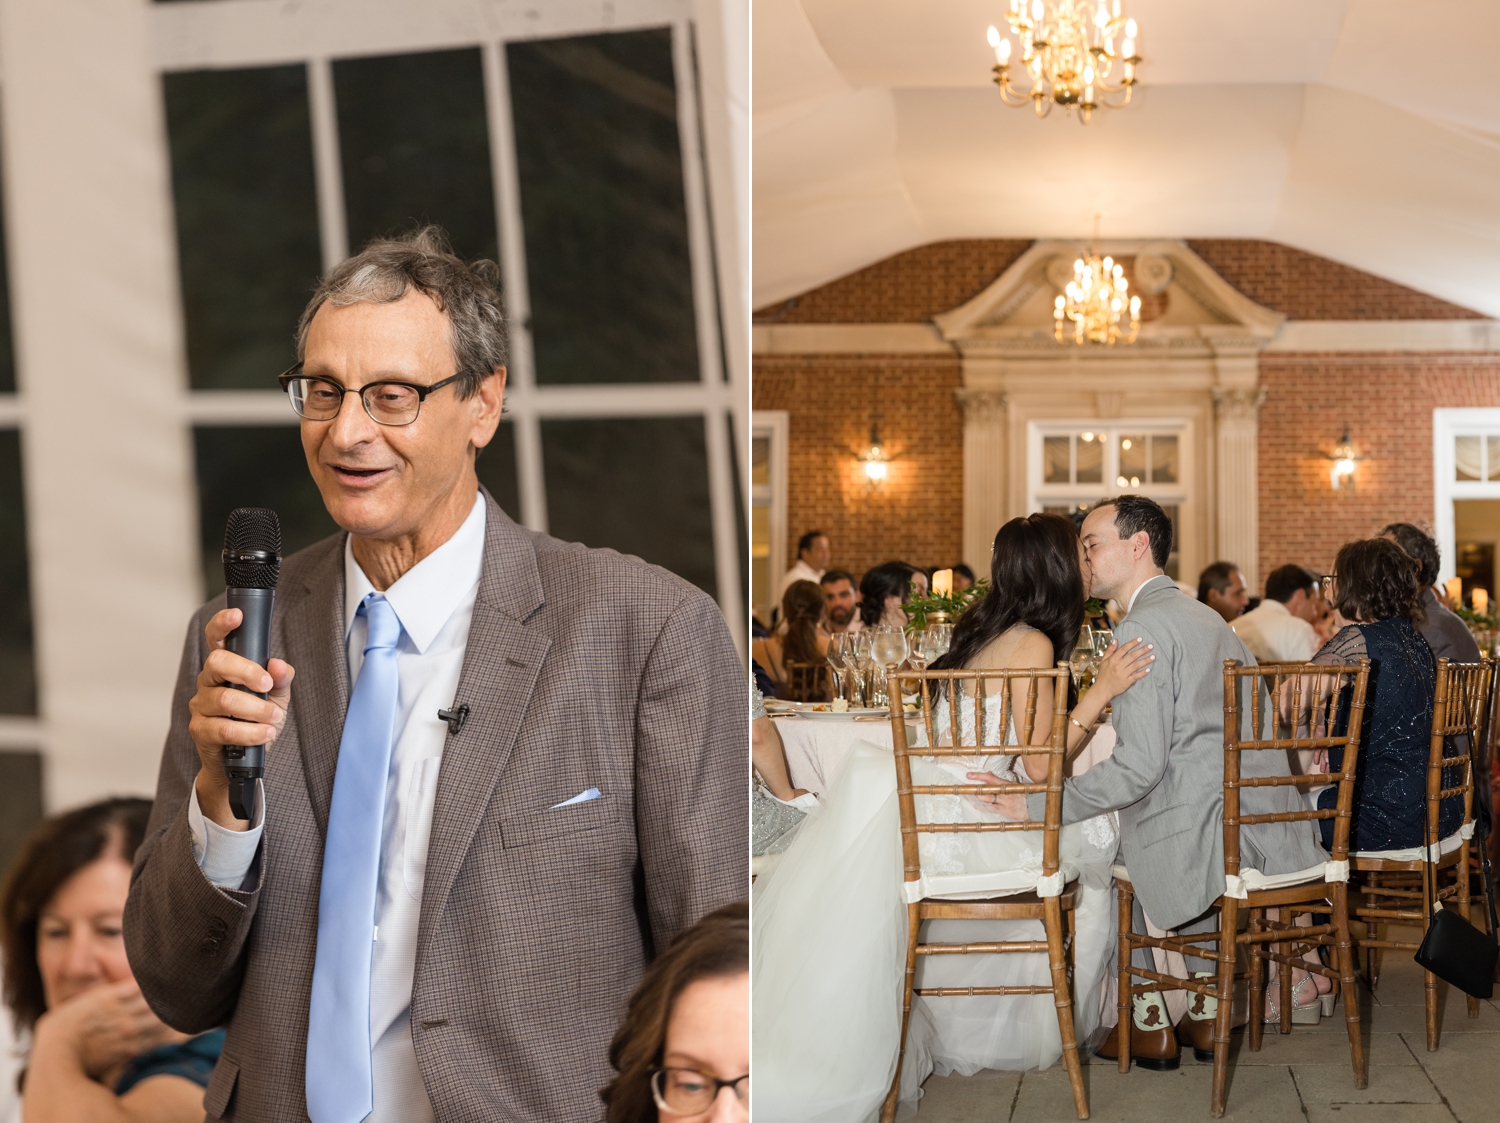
[222,507,282,821]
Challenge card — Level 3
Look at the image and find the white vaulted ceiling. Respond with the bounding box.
[753,0,1500,315]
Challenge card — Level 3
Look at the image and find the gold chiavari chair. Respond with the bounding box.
[1116,658,1371,1118]
[782,660,832,703]
[1355,657,1494,1049]
[880,663,1088,1121]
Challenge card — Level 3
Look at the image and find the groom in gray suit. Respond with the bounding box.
[1015,496,1326,1067]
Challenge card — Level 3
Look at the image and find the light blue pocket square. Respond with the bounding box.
[551,787,601,809]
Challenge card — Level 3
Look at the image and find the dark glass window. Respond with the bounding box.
[164,66,322,390]
[0,429,35,714]
[0,750,42,879]
[193,426,339,597]
[0,149,15,395]
[509,29,700,384]
[474,419,520,521]
[541,417,714,595]
[334,48,498,263]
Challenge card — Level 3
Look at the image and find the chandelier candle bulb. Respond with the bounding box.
[1475,588,1490,615]
[1447,577,1464,606]
[932,569,954,599]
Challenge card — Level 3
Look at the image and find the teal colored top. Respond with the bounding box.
[114,1028,225,1095]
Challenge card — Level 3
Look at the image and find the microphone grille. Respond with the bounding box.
[223,507,282,590]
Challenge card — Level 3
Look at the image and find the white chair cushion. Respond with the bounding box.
[905,861,1080,904]
[1353,822,1473,863]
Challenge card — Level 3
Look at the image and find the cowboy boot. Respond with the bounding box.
[1096,991,1181,1071]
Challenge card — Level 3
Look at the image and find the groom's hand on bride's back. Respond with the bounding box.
[964,772,1028,820]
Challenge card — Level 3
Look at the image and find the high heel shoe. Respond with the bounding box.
[1264,974,1322,1025]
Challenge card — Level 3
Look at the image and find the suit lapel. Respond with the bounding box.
[416,493,551,962]
[284,536,350,836]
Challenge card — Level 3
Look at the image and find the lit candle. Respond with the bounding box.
[1446,576,1464,607]
[1475,588,1490,615]
[932,569,954,598]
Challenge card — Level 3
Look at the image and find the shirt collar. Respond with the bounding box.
[1127,573,1174,613]
[343,492,487,653]
[1254,598,1290,618]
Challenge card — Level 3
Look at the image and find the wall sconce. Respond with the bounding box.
[859,424,890,484]
[1329,428,1360,490]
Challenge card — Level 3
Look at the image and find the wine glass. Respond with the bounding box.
[1071,625,1096,691]
[825,633,848,699]
[922,623,953,663]
[848,630,873,706]
[871,625,909,708]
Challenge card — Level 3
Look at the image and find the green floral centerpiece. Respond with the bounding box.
[904,580,988,633]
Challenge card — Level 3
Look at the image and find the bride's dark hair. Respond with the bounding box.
[931,512,1087,674]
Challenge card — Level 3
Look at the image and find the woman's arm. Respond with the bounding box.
[752,714,808,801]
[1015,637,1154,781]
[23,982,202,1123]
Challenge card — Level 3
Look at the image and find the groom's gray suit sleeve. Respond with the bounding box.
[1026,619,1175,824]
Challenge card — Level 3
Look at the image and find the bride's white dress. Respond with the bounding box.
[753,690,1119,1123]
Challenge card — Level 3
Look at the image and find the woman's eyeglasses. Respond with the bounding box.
[650,1067,748,1114]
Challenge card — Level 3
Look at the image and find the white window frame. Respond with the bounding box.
[1027,418,1195,577]
[1432,408,1500,589]
[750,410,788,623]
[154,0,745,647]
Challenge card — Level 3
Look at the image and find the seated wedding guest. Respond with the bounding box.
[857,561,919,629]
[1381,522,1482,662]
[1232,564,1322,662]
[751,580,830,699]
[951,563,976,592]
[1197,560,1249,622]
[602,902,748,1123]
[775,530,830,607]
[751,684,817,860]
[753,513,1155,1120]
[1312,538,1453,853]
[819,569,861,633]
[1,799,222,1122]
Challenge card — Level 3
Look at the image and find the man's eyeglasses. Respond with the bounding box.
[650,1067,748,1114]
[278,363,463,427]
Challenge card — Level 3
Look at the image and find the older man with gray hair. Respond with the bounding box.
[124,229,745,1122]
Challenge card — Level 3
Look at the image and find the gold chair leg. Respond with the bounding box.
[1046,896,1089,1119]
[1459,843,1481,1019]
[1423,865,1440,1053]
[1117,880,1133,1074]
[1210,899,1236,1119]
[1247,908,1264,1053]
[880,906,922,1123]
[1334,882,1367,1088]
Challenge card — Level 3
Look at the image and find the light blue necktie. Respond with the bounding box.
[306,593,402,1123]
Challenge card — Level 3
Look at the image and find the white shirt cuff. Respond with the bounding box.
[188,780,265,889]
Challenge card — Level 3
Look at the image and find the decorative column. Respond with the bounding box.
[1212,387,1267,591]
[955,388,1007,576]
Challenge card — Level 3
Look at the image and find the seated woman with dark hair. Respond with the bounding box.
[857,562,919,630]
[601,902,748,1123]
[751,580,830,699]
[1313,536,1452,853]
[1,798,223,1122]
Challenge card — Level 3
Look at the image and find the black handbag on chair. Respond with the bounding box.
[1413,736,1499,999]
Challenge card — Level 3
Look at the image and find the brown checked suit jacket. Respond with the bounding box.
[123,492,747,1121]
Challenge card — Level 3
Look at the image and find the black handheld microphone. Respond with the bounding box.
[221,507,282,821]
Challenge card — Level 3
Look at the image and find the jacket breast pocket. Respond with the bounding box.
[500,794,619,850]
[1134,801,1193,849]
[203,1052,239,1119]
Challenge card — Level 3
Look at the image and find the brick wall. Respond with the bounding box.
[1256,357,1500,581]
[754,355,965,581]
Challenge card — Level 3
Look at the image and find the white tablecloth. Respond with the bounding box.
[773,715,898,796]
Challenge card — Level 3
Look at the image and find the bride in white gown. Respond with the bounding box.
[753,513,1155,1122]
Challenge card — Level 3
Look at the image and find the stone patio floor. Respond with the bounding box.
[913,925,1500,1122]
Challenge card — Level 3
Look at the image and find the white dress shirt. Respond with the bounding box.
[1232,597,1319,663]
[775,558,824,603]
[189,492,486,1123]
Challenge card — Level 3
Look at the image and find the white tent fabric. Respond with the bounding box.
[754,0,1500,314]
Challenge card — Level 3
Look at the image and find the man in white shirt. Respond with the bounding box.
[1232,564,1322,663]
[123,229,744,1123]
[775,530,830,605]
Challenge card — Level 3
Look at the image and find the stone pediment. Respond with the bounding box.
[932,239,1285,357]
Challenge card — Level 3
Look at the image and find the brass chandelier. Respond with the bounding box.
[1054,251,1141,346]
[986,0,1141,123]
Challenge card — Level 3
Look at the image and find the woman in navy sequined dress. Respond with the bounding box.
[1313,537,1460,851]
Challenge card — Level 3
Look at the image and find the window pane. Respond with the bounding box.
[473,419,520,521]
[752,435,770,488]
[729,413,747,608]
[1456,435,1482,481]
[334,49,498,263]
[164,66,322,390]
[194,426,340,597]
[0,430,35,714]
[1151,434,1178,484]
[1118,434,1146,488]
[1076,431,1103,484]
[509,29,700,384]
[1487,437,1500,482]
[1043,435,1070,483]
[0,750,42,881]
[541,417,715,596]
